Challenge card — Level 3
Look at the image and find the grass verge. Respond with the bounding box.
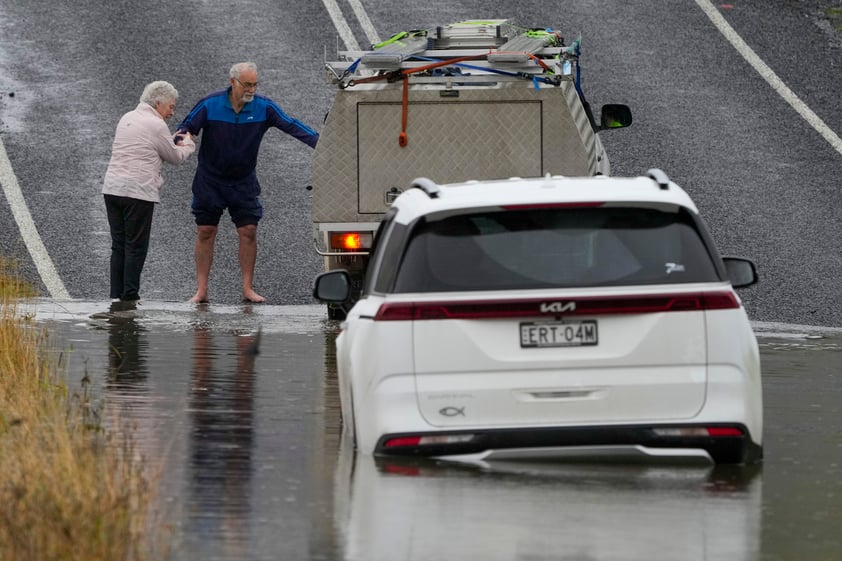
[0,258,167,561]
[827,7,842,31]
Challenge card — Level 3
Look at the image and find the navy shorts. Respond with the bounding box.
[191,170,263,228]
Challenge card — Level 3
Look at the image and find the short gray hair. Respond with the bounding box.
[230,62,258,80]
[140,81,178,107]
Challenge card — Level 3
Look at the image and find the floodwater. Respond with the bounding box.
[22,299,842,561]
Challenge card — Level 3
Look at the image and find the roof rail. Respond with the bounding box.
[645,168,670,190]
[410,177,441,198]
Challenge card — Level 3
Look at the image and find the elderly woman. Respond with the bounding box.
[102,80,195,307]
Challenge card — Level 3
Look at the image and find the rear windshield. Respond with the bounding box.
[391,206,721,293]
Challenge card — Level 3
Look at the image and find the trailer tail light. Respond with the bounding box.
[330,232,373,251]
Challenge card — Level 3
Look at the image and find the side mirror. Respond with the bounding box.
[599,104,633,130]
[723,257,758,288]
[313,270,352,303]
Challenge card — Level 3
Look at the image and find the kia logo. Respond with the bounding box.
[540,301,576,313]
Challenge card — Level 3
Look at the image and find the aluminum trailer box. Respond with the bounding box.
[310,20,632,317]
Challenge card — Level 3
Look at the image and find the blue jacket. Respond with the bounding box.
[178,88,319,181]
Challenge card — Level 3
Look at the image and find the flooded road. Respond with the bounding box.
[25,300,842,561]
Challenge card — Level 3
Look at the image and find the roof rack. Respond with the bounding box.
[410,177,441,199]
[646,168,671,190]
[325,19,576,89]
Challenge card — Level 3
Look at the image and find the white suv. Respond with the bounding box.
[314,170,763,465]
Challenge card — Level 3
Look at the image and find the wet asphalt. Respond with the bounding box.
[1,1,842,325]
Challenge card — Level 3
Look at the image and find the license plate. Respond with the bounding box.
[520,320,598,348]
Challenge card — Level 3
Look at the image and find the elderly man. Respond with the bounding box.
[177,62,319,304]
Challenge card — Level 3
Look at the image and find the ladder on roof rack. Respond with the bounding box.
[363,33,430,70]
[433,19,510,48]
[488,32,559,63]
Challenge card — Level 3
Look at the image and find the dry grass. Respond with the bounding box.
[0,258,38,300]
[0,259,167,561]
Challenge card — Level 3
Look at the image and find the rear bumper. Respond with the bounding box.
[375,424,763,465]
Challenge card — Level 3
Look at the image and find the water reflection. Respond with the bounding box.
[307,325,344,560]
[105,310,148,392]
[187,325,258,559]
[97,308,153,439]
[26,301,842,560]
[334,448,762,561]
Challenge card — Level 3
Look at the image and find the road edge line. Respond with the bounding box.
[696,0,842,156]
[0,137,71,299]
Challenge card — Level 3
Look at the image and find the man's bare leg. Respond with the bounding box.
[190,225,218,303]
[238,224,265,303]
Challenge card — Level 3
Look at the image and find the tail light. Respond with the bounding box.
[329,232,373,251]
[652,426,744,437]
[383,434,475,448]
[374,291,740,321]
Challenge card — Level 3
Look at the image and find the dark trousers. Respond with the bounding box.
[104,194,155,300]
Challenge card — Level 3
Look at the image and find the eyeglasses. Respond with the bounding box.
[234,78,259,90]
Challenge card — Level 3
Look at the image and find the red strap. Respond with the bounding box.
[399,76,409,147]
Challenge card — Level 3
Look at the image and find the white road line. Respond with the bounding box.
[347,0,380,46]
[696,0,842,156]
[320,0,361,51]
[0,138,71,299]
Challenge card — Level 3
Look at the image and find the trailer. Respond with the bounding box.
[310,19,632,318]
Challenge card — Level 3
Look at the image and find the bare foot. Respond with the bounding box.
[243,289,265,303]
[190,292,209,304]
